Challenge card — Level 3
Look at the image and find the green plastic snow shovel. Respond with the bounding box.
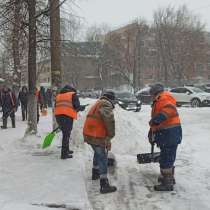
[42,127,60,149]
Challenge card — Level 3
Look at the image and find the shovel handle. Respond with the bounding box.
[151,143,155,159]
[52,127,60,133]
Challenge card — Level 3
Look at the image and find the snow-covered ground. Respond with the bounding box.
[0,99,210,210]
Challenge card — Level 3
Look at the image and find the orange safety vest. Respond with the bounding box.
[54,92,77,119]
[151,91,181,131]
[83,100,108,138]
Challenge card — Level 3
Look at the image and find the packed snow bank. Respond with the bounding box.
[0,110,92,210]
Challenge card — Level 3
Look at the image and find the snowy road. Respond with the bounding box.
[79,102,210,210]
[0,100,210,210]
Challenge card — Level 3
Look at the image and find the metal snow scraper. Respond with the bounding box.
[42,127,60,149]
[107,152,116,167]
[137,143,160,164]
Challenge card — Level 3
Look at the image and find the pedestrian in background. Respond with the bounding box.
[0,86,17,129]
[18,86,28,121]
[46,88,53,108]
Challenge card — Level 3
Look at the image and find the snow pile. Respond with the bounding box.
[0,110,92,210]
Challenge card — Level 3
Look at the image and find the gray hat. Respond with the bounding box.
[149,83,164,96]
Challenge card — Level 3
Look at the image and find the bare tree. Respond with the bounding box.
[153,5,206,86]
[102,21,149,90]
[25,0,37,134]
[86,23,111,43]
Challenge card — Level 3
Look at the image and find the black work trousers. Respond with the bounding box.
[21,103,27,121]
[2,109,15,128]
[55,115,73,156]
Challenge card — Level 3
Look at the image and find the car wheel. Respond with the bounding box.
[191,98,201,107]
[176,103,182,107]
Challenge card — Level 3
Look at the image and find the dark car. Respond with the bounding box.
[115,91,142,112]
[135,87,152,104]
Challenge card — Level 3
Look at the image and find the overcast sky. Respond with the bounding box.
[76,0,210,30]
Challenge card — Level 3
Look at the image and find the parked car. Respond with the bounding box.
[115,91,142,112]
[170,86,210,107]
[195,84,210,93]
[135,87,152,104]
[80,90,99,98]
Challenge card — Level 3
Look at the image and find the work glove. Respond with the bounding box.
[105,138,112,151]
[149,118,160,126]
[79,104,89,112]
[149,113,167,126]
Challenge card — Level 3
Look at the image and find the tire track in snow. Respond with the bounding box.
[86,155,161,210]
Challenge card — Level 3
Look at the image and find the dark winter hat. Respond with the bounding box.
[149,83,164,96]
[63,85,76,92]
[103,91,115,101]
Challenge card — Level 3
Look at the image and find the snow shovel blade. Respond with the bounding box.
[42,132,56,149]
[137,152,160,164]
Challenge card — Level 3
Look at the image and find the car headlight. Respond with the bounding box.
[206,96,210,100]
[137,100,141,104]
[118,101,123,105]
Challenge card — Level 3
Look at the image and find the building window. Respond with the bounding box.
[207,63,210,71]
[196,63,204,73]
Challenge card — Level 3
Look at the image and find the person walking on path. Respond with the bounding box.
[0,86,17,129]
[18,86,28,121]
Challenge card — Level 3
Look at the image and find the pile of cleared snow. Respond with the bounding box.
[72,99,152,156]
[0,109,92,210]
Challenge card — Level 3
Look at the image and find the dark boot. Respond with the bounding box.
[158,166,176,184]
[61,149,73,159]
[11,118,15,128]
[154,168,174,191]
[100,178,117,194]
[92,168,100,180]
[1,118,7,129]
[67,149,74,155]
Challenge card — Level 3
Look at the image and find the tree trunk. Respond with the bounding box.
[26,0,37,134]
[12,0,21,89]
[49,0,62,129]
[49,0,62,88]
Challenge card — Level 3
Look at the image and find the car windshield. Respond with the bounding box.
[189,87,204,93]
[116,92,136,99]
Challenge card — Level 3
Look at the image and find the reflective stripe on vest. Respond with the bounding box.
[54,92,77,119]
[83,100,107,138]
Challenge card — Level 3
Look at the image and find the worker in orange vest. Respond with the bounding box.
[148,84,182,191]
[55,85,85,159]
[83,91,117,194]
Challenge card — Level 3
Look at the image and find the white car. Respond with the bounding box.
[170,86,210,107]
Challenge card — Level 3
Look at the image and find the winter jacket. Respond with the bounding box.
[18,87,28,106]
[0,89,17,113]
[83,96,115,147]
[149,91,182,147]
[39,87,47,108]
